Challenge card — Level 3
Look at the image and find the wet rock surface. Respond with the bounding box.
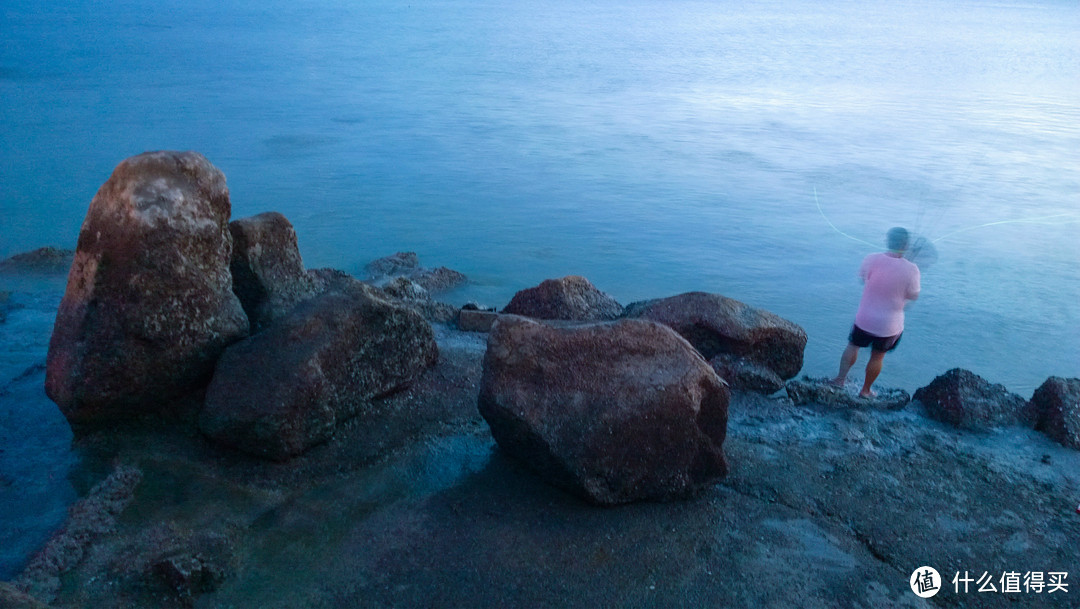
[624,291,807,389]
[478,315,729,505]
[6,324,1080,608]
[199,283,438,460]
[44,151,249,424]
[913,368,1032,430]
[502,275,624,321]
[787,376,912,410]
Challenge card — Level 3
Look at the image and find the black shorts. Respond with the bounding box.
[849,324,902,352]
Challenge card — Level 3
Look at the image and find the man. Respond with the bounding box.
[831,227,921,397]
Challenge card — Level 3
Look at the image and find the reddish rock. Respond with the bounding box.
[913,368,1030,430]
[478,315,729,505]
[229,212,318,331]
[1030,377,1080,450]
[501,276,623,321]
[199,283,438,460]
[623,292,807,384]
[45,151,249,423]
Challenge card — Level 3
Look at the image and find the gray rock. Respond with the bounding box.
[15,465,142,603]
[366,251,420,278]
[478,315,729,505]
[501,275,623,321]
[1030,376,1080,450]
[913,368,1030,430]
[149,530,234,600]
[0,247,75,275]
[380,277,458,324]
[229,212,318,332]
[623,292,807,386]
[407,266,467,293]
[382,276,429,301]
[45,151,249,423]
[786,376,911,410]
[0,583,48,609]
[199,283,438,460]
[710,353,784,394]
[458,308,499,333]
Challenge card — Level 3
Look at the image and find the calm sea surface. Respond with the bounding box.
[1,2,1078,570]
[3,0,1078,387]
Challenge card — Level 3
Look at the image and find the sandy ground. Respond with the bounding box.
[5,323,1080,608]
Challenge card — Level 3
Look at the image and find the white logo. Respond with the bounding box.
[911,566,942,598]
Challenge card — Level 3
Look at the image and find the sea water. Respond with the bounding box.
[1,0,1078,581]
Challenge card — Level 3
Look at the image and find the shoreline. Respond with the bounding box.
[2,245,1079,607]
[4,320,1079,607]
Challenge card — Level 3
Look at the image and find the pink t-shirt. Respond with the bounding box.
[854,253,921,337]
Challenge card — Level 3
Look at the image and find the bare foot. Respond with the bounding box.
[859,389,877,399]
[828,377,846,387]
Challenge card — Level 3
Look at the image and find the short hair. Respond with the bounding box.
[887,227,910,252]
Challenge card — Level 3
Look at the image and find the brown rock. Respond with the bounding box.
[623,292,806,384]
[229,212,318,331]
[1030,376,1080,450]
[199,283,438,460]
[501,276,623,321]
[45,151,249,423]
[478,315,729,505]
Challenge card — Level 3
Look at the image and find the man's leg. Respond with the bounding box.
[831,343,860,386]
[860,350,886,397]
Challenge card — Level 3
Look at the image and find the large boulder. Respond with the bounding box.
[501,275,623,321]
[913,368,1030,430]
[478,315,729,505]
[623,292,806,388]
[199,283,438,460]
[1029,377,1080,450]
[229,212,318,332]
[45,151,249,423]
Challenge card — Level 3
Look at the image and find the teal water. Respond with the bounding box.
[1,0,1078,577]
[3,0,1078,394]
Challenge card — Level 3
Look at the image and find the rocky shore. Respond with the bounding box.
[2,152,1078,608]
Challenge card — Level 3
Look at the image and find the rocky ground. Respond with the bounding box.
[5,323,1079,609]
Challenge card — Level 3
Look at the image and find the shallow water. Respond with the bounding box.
[1,0,1078,578]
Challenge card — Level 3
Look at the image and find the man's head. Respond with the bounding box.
[886,227,910,252]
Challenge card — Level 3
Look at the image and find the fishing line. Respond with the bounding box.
[814,186,879,249]
[814,185,1080,249]
[930,213,1080,244]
